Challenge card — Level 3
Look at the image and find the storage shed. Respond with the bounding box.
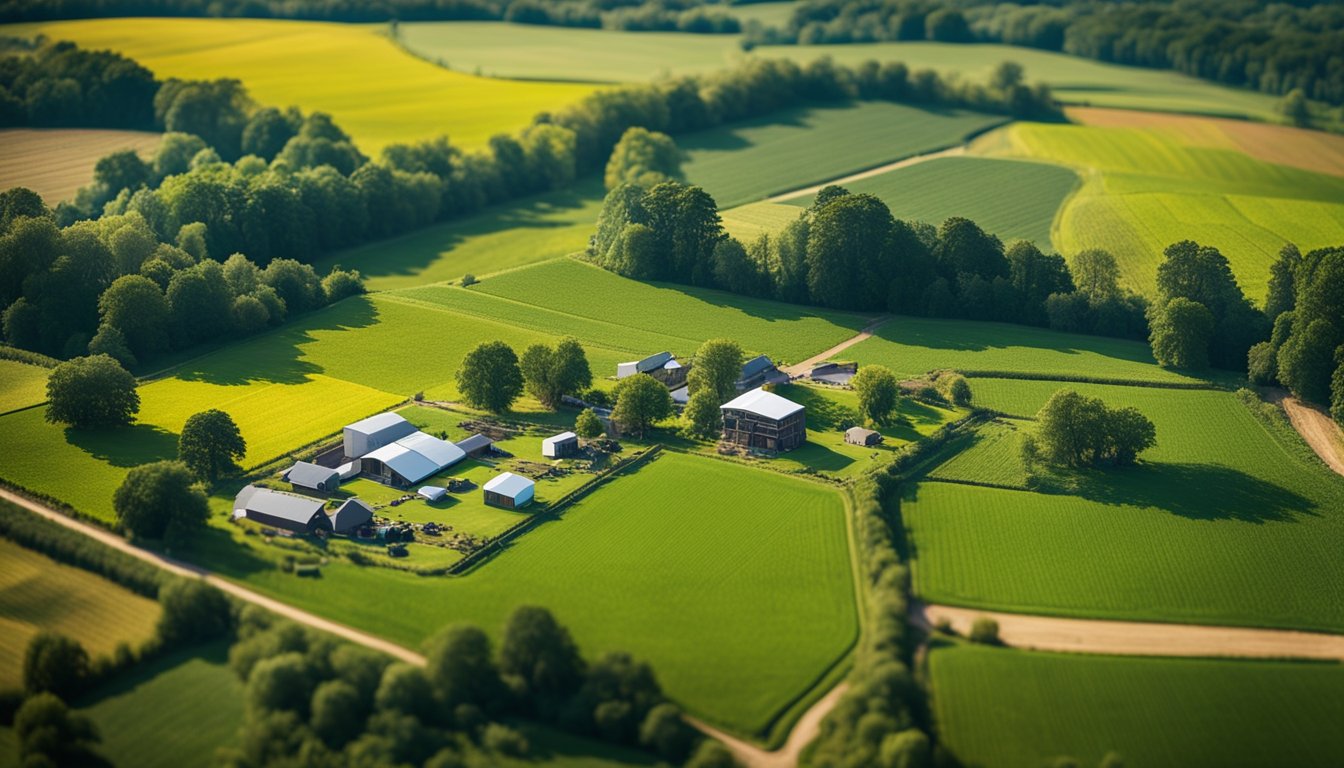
[456,433,494,458]
[283,461,340,494]
[720,388,807,453]
[233,486,332,535]
[418,486,447,502]
[542,431,580,459]
[344,412,417,459]
[483,472,535,509]
[845,427,883,446]
[330,498,373,534]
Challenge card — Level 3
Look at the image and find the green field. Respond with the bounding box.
[5,18,600,155]
[905,384,1344,631]
[930,643,1344,768]
[0,537,160,689]
[0,359,48,415]
[784,156,1078,249]
[927,418,1031,489]
[681,101,1006,207]
[978,120,1344,297]
[845,316,1207,384]
[79,644,243,768]
[209,452,857,735]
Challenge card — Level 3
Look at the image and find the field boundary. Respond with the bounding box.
[960,369,1226,389]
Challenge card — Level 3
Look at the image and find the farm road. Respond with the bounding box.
[686,683,850,768]
[781,317,890,377]
[766,145,966,203]
[911,602,1344,661]
[1274,393,1344,478]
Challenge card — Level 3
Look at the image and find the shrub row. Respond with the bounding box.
[0,497,162,597]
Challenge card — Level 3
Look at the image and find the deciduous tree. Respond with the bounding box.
[113,460,209,542]
[45,354,139,428]
[456,341,524,413]
[852,365,900,425]
[686,338,743,403]
[178,409,246,480]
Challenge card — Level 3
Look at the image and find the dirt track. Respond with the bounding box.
[1277,395,1344,477]
[782,318,889,377]
[911,602,1344,661]
[686,683,850,768]
[767,146,966,203]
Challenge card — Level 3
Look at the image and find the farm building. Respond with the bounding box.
[811,362,857,385]
[542,431,580,458]
[617,351,686,388]
[457,433,494,458]
[330,498,373,534]
[483,472,535,509]
[361,431,467,486]
[845,427,883,446]
[418,486,447,502]
[720,388,807,453]
[344,412,417,458]
[232,486,332,535]
[736,355,788,392]
[283,461,340,493]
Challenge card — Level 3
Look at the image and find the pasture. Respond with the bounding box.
[719,201,803,243]
[783,156,1077,249]
[927,418,1031,489]
[977,119,1344,297]
[0,359,49,415]
[208,452,858,736]
[0,128,160,204]
[905,384,1344,632]
[844,315,1206,384]
[681,101,1006,207]
[6,18,600,155]
[929,643,1344,768]
[0,537,160,688]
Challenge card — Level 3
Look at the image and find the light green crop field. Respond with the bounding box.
[319,180,605,291]
[784,156,1078,249]
[682,102,1006,207]
[0,359,49,415]
[720,200,804,243]
[927,418,1031,489]
[5,18,601,155]
[401,257,870,364]
[906,384,1344,631]
[930,643,1344,768]
[80,644,243,768]
[846,316,1207,384]
[0,537,160,689]
[209,451,857,736]
[977,120,1344,298]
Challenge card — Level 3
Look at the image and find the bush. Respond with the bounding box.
[575,408,603,439]
[639,702,696,762]
[113,460,210,542]
[969,617,1000,645]
[13,692,107,767]
[482,723,529,757]
[156,578,233,647]
[0,500,161,596]
[460,273,478,287]
[23,632,89,698]
[684,739,736,768]
[44,354,140,428]
[935,371,972,407]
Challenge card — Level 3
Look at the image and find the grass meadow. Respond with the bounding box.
[208,452,858,736]
[977,119,1344,297]
[0,359,49,415]
[0,128,160,204]
[929,642,1344,768]
[0,537,160,689]
[5,18,600,155]
[784,156,1078,249]
[905,384,1344,632]
[681,101,1006,207]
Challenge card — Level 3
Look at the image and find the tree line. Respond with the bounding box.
[746,0,1344,108]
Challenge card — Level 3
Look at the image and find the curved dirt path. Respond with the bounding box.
[1277,394,1344,478]
[686,683,850,768]
[782,317,889,377]
[767,146,967,203]
[911,602,1344,661]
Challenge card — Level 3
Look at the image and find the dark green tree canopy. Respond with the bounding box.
[612,373,673,438]
[1032,389,1156,468]
[498,605,586,703]
[112,459,210,541]
[45,354,140,429]
[456,340,524,413]
[178,408,246,480]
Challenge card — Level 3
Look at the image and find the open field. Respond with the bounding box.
[976,119,1344,298]
[930,643,1344,768]
[681,101,1006,207]
[784,155,1077,247]
[0,538,160,689]
[905,384,1344,632]
[0,128,160,204]
[844,316,1208,384]
[79,643,243,768]
[5,18,600,155]
[720,200,804,243]
[0,359,49,415]
[927,418,1031,489]
[209,451,857,736]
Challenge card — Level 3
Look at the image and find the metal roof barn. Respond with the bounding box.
[542,431,579,458]
[283,461,340,493]
[330,498,374,534]
[233,486,332,534]
[720,388,805,420]
[483,472,535,509]
[344,412,418,458]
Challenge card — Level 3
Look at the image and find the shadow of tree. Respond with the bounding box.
[64,422,179,467]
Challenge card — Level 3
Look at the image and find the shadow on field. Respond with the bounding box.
[65,423,178,467]
[73,641,231,709]
[1067,462,1317,523]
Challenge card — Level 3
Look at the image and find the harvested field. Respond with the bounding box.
[0,128,161,203]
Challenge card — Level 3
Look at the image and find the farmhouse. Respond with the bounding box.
[483,472,535,509]
[845,426,883,446]
[720,388,807,453]
[233,486,332,535]
[736,355,788,392]
[617,351,686,388]
[456,433,494,458]
[283,461,340,493]
[542,431,579,458]
[330,498,373,534]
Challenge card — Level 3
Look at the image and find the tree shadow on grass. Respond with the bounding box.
[73,641,232,709]
[64,423,178,467]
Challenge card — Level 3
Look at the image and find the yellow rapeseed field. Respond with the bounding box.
[7,18,602,156]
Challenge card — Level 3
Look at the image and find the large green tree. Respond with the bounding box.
[683,388,723,439]
[456,340,524,413]
[1154,240,1265,369]
[611,373,673,438]
[498,606,585,706]
[13,693,109,768]
[686,338,744,403]
[1149,297,1215,369]
[425,624,506,712]
[157,579,232,646]
[806,192,896,309]
[1264,243,1301,323]
[519,337,592,409]
[1034,389,1155,467]
[1277,247,1344,404]
[852,365,900,425]
[178,408,247,480]
[45,354,140,428]
[23,632,89,698]
[113,460,210,542]
[98,274,170,359]
[604,127,681,189]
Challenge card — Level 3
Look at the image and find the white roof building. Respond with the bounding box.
[344,412,418,458]
[542,431,579,458]
[720,388,805,420]
[360,431,466,485]
[483,472,535,508]
[617,351,681,379]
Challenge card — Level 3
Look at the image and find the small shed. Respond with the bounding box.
[418,486,447,502]
[283,461,340,494]
[483,472,535,509]
[542,431,579,459]
[845,427,883,446]
[456,433,494,458]
[330,498,374,534]
[233,486,332,535]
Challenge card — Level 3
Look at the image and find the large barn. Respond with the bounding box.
[283,461,340,493]
[233,486,332,535]
[720,388,806,453]
[344,412,418,458]
[344,412,467,487]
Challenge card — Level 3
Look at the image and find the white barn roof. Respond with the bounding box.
[543,431,578,448]
[346,411,415,439]
[397,431,466,468]
[364,442,439,484]
[720,388,804,420]
[483,472,534,498]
